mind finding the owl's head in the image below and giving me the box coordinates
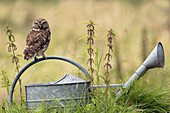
[32,18,49,31]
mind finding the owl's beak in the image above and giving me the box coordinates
[40,25,42,29]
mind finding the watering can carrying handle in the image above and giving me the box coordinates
[9,56,91,107]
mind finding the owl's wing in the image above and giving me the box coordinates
[26,30,50,52]
[23,30,50,60]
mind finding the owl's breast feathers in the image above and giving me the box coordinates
[23,29,51,60]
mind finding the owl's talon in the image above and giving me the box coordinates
[43,56,47,59]
[34,57,38,62]
[43,54,47,59]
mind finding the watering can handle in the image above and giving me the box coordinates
[9,56,91,107]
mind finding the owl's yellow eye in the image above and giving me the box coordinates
[34,22,40,28]
[41,22,48,29]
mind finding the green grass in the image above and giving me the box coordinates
[1,71,169,113]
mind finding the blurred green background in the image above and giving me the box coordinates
[0,0,169,100]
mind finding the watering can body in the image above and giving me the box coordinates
[25,74,90,110]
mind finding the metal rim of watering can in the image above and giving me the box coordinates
[9,56,91,108]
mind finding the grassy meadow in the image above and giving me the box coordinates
[0,0,170,112]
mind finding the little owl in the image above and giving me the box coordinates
[23,18,51,61]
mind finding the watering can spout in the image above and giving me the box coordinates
[116,42,165,96]
[143,42,165,69]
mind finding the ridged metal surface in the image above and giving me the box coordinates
[25,74,90,109]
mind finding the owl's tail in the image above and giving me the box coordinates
[23,47,35,61]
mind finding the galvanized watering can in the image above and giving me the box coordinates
[9,42,165,109]
[25,74,91,109]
